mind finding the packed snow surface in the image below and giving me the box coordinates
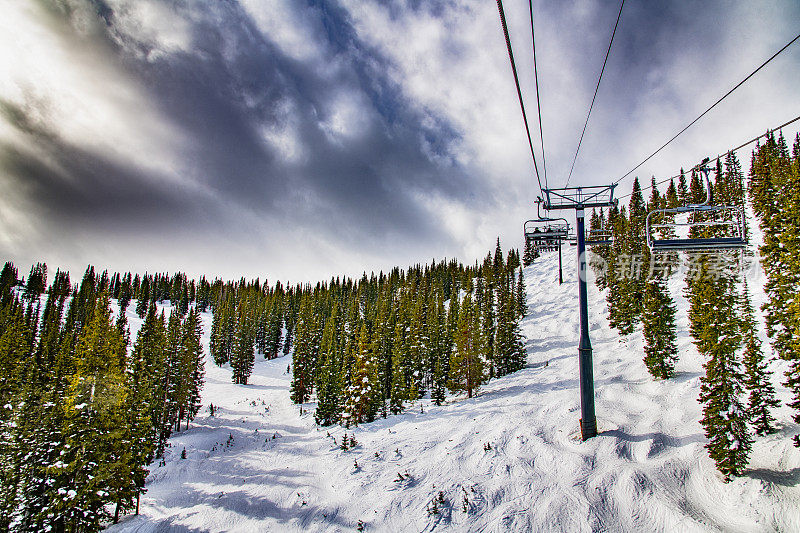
[107,252,800,532]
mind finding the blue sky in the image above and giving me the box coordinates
[1,0,798,282]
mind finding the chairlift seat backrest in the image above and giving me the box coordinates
[645,161,746,253]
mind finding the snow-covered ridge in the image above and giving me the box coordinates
[107,252,800,532]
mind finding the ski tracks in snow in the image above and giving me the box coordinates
[108,252,800,532]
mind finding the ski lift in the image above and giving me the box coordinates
[524,199,570,251]
[585,229,612,246]
[646,159,746,252]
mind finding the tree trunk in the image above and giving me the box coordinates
[136,492,140,515]
[114,500,121,523]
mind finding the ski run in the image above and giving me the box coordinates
[105,250,800,532]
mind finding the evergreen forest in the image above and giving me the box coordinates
[0,240,527,531]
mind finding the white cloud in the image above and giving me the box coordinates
[0,1,187,184]
[239,0,328,64]
[109,0,194,59]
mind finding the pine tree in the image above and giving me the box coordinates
[607,206,638,334]
[179,307,204,430]
[315,304,342,425]
[749,133,800,445]
[230,299,255,386]
[24,262,47,301]
[641,276,678,379]
[264,287,284,359]
[640,176,679,380]
[136,275,150,318]
[407,295,427,398]
[448,288,485,398]
[0,262,17,303]
[341,323,379,426]
[738,281,779,436]
[210,292,231,366]
[290,293,316,402]
[52,291,134,529]
[522,237,537,267]
[515,267,527,319]
[164,310,183,432]
[388,320,408,414]
[691,259,752,480]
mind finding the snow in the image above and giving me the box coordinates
[107,252,800,532]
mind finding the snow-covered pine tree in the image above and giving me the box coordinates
[315,302,342,425]
[230,298,255,386]
[515,267,527,319]
[749,132,800,446]
[0,295,34,529]
[606,205,637,334]
[493,270,515,377]
[389,320,409,414]
[136,275,150,318]
[180,307,205,430]
[165,310,183,431]
[54,291,134,530]
[429,283,450,405]
[642,276,678,379]
[477,275,495,379]
[290,293,316,402]
[692,258,752,480]
[264,285,285,359]
[449,283,485,399]
[641,179,679,379]
[341,323,380,426]
[407,295,427,398]
[209,292,230,366]
[738,280,779,436]
[522,237,537,267]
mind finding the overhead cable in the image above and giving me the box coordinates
[529,0,547,188]
[496,0,543,195]
[612,31,800,187]
[616,113,800,201]
[564,0,626,188]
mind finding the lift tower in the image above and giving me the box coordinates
[541,185,617,441]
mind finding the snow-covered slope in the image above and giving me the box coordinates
[107,252,800,532]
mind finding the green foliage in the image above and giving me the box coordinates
[341,323,380,426]
[691,259,752,481]
[0,241,532,529]
[749,132,800,445]
[641,277,678,379]
[449,288,486,399]
[24,263,47,301]
[738,282,779,436]
[290,293,318,402]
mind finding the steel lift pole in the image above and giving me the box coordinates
[541,184,616,441]
[558,240,563,285]
[575,208,596,440]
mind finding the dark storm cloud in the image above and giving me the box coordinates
[2,0,486,252]
[0,99,209,232]
[5,0,798,281]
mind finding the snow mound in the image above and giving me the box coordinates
[107,252,800,532]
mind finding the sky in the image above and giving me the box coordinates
[1,0,799,284]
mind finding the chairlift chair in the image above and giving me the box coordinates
[524,199,570,252]
[585,229,613,246]
[645,159,746,252]
[567,229,610,246]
